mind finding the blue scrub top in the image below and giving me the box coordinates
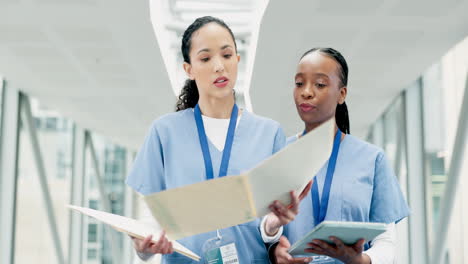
[284,134,410,264]
[126,108,286,264]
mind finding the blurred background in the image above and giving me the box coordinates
[0,0,467,263]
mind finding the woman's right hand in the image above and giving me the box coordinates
[274,236,311,264]
[131,230,174,255]
[265,180,313,236]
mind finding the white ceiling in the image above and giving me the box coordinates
[1,0,468,149]
[0,0,174,149]
[250,0,468,138]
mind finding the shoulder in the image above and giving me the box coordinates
[343,134,386,162]
[341,135,395,182]
[141,109,194,143]
[149,109,193,132]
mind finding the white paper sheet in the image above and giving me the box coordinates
[67,205,200,261]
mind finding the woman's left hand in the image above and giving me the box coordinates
[304,237,370,264]
[264,180,313,236]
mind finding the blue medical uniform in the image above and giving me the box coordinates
[283,134,410,264]
[126,108,286,264]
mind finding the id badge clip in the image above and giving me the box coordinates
[202,230,239,264]
[311,255,335,263]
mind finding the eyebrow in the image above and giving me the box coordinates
[314,73,330,79]
[221,45,233,50]
[295,72,330,79]
[197,45,234,55]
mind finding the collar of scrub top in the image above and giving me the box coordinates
[303,127,342,225]
[194,103,238,180]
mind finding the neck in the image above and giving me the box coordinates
[304,121,332,134]
[197,95,235,119]
[303,122,344,140]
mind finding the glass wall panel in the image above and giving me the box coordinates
[83,133,126,264]
[15,98,73,264]
[382,95,410,264]
[0,78,4,139]
[421,62,446,244]
[430,35,468,264]
[382,97,402,172]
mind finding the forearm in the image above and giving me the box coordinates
[362,223,396,264]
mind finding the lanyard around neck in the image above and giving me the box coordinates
[310,129,342,225]
[194,104,238,180]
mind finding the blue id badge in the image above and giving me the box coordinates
[202,230,239,264]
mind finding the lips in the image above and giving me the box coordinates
[299,103,316,112]
[214,76,229,88]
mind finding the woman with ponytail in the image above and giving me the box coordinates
[261,48,410,264]
[125,16,307,264]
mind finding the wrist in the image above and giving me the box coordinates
[347,254,371,264]
[136,250,154,261]
[264,216,280,236]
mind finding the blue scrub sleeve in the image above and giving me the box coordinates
[370,152,410,223]
[125,122,166,195]
[272,124,286,154]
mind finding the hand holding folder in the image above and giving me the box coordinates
[67,205,201,261]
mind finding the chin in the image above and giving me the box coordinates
[296,107,307,121]
[300,115,311,124]
[299,112,317,124]
[212,88,234,99]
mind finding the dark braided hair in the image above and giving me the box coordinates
[300,48,350,134]
[176,16,237,111]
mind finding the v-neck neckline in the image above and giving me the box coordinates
[205,110,246,153]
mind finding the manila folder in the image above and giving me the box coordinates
[144,118,335,240]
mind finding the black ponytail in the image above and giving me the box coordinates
[175,16,237,111]
[301,47,351,134]
[176,79,199,111]
[335,102,350,134]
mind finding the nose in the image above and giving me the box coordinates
[301,83,315,99]
[213,56,225,73]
